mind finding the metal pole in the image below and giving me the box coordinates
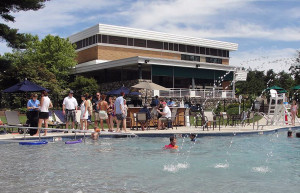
[38,128,41,141]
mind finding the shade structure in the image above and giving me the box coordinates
[292,85,300,90]
[2,80,49,93]
[132,82,169,91]
[106,86,130,95]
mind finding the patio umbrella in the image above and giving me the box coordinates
[292,85,300,90]
[2,80,49,93]
[132,82,169,103]
[132,82,169,91]
[106,86,130,95]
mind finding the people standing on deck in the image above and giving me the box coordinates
[291,100,298,126]
[156,102,171,130]
[80,94,89,130]
[27,93,40,136]
[107,96,116,132]
[98,94,109,131]
[114,92,127,133]
[35,91,52,136]
[63,90,78,131]
[87,95,93,128]
[92,92,101,127]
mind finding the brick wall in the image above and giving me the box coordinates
[97,45,181,61]
[76,46,98,64]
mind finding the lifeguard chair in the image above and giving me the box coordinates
[268,89,285,115]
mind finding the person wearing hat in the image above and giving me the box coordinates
[156,101,171,130]
[27,93,40,136]
[63,90,78,130]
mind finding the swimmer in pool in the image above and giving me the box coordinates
[164,136,178,149]
[190,134,196,142]
[91,127,100,140]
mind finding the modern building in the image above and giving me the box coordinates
[69,24,243,98]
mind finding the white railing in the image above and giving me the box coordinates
[153,88,234,98]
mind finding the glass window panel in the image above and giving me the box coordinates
[187,45,195,53]
[174,43,178,51]
[179,44,186,52]
[206,48,210,55]
[134,38,146,47]
[196,46,200,54]
[200,47,205,54]
[97,34,101,43]
[163,42,168,50]
[169,43,174,50]
[108,35,127,45]
[128,38,133,46]
[89,37,93,45]
[147,40,163,49]
[102,35,108,43]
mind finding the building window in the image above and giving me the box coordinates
[210,48,217,56]
[163,42,168,50]
[206,48,210,55]
[187,45,195,53]
[169,43,174,50]
[179,44,186,52]
[128,38,133,46]
[181,54,200,62]
[206,57,222,64]
[89,37,93,45]
[200,47,205,54]
[196,46,200,54]
[108,35,127,45]
[147,40,163,49]
[97,34,101,43]
[102,35,108,43]
[134,38,146,47]
[174,43,179,51]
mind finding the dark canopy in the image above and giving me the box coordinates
[292,85,300,90]
[106,86,130,95]
[266,85,287,93]
[2,80,49,93]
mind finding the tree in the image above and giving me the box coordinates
[0,0,49,48]
[236,70,266,97]
[0,34,77,95]
[289,50,300,85]
[69,76,99,99]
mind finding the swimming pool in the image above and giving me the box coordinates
[0,129,299,193]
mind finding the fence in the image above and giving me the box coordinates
[154,88,234,98]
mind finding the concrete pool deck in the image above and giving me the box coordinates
[0,120,299,141]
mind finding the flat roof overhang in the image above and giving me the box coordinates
[71,56,240,75]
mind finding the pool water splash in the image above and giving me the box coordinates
[163,162,189,173]
[214,163,229,168]
[252,166,271,174]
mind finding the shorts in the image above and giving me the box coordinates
[116,114,126,120]
[99,110,108,120]
[159,117,169,122]
[94,112,100,121]
[39,112,49,119]
[65,110,76,122]
[88,115,92,122]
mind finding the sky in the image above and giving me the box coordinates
[0,0,299,72]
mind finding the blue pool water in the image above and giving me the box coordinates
[0,130,299,193]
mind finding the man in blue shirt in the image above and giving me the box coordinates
[114,92,127,132]
[167,98,175,107]
[27,94,40,136]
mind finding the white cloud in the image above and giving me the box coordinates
[230,48,299,73]
[0,0,120,35]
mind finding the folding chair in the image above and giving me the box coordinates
[136,112,150,130]
[5,111,28,133]
[53,110,66,128]
[204,112,217,130]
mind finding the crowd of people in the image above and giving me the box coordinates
[26,89,179,136]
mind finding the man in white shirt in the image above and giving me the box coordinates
[63,90,78,130]
[156,102,171,130]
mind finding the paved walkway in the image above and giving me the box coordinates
[0,121,299,141]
